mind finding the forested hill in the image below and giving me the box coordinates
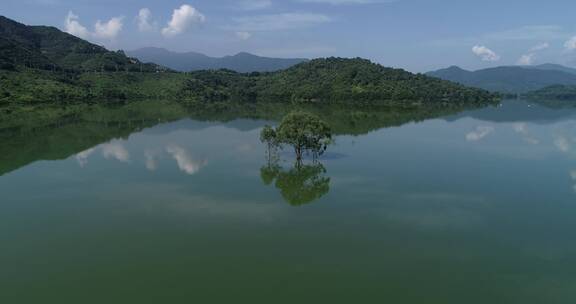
[0,16,163,72]
[525,85,576,101]
[0,15,496,106]
[185,58,497,104]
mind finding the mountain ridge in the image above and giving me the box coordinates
[127,47,308,73]
[427,64,576,93]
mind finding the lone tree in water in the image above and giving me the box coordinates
[277,111,332,162]
[259,112,333,206]
[260,111,332,162]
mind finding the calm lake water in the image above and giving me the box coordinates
[2,100,576,303]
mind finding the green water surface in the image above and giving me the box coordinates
[2,100,576,303]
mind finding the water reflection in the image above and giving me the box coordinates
[165,145,207,175]
[144,150,159,171]
[6,99,576,302]
[73,141,207,176]
[512,123,540,145]
[0,101,472,176]
[260,162,331,206]
[466,126,495,142]
[101,142,130,163]
[75,148,96,167]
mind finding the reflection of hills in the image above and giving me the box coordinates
[178,103,471,136]
[0,102,188,176]
[445,100,576,124]
[143,118,273,135]
[0,101,478,176]
[0,121,149,176]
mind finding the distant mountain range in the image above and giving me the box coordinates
[127,47,308,73]
[427,64,576,94]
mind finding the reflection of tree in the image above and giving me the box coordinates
[260,162,330,206]
[260,164,280,185]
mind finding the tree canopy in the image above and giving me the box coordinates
[260,111,332,162]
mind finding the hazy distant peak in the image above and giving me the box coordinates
[232,52,254,57]
[427,63,576,93]
[127,47,308,73]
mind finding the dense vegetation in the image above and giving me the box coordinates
[180,58,498,105]
[261,111,332,162]
[0,16,498,108]
[1,58,498,107]
[0,69,189,106]
[525,85,576,101]
[0,16,163,72]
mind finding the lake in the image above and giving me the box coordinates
[2,100,576,303]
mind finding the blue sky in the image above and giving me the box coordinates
[2,0,576,72]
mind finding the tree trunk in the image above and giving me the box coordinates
[295,146,303,162]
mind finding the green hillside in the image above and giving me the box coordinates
[182,58,497,105]
[525,85,576,101]
[0,16,163,72]
[0,15,497,109]
[255,58,494,104]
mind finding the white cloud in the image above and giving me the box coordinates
[239,0,272,10]
[466,126,495,142]
[232,13,331,32]
[236,31,252,40]
[472,45,500,62]
[565,36,576,51]
[137,8,156,32]
[517,43,549,66]
[162,4,206,37]
[166,145,206,175]
[64,11,90,39]
[94,16,123,40]
[530,42,549,52]
[517,54,534,66]
[102,142,130,162]
[64,11,123,41]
